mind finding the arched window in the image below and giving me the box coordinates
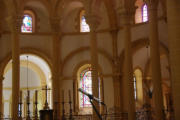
[142,4,148,22]
[21,10,35,33]
[79,68,92,107]
[134,68,143,107]
[21,15,32,33]
[76,64,103,114]
[133,75,137,100]
[80,11,90,32]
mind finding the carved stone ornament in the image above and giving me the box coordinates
[50,17,61,33]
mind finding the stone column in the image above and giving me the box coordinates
[146,1,164,119]
[110,29,122,112]
[0,76,4,117]
[6,15,21,119]
[50,17,61,120]
[166,0,180,119]
[118,8,136,120]
[73,76,79,114]
[86,14,100,120]
[0,22,2,38]
[0,3,2,38]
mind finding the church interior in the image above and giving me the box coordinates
[0,0,179,120]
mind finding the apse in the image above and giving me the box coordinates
[2,54,52,118]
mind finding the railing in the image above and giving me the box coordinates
[64,115,92,120]
[0,117,39,120]
[102,113,128,120]
[136,110,153,120]
[136,109,175,120]
[63,113,128,120]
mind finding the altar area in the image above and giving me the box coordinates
[1,85,157,120]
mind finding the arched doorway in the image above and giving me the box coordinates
[2,54,52,118]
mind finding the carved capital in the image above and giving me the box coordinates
[50,17,61,33]
[0,76,4,82]
[6,15,23,33]
[0,24,2,38]
[113,57,120,65]
[114,72,121,78]
[110,28,119,35]
[117,6,136,25]
[85,14,101,31]
[145,0,159,10]
[82,0,92,14]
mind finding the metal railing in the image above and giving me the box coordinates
[136,110,153,120]
[63,113,128,120]
[0,117,39,120]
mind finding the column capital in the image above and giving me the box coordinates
[85,13,101,32]
[110,28,119,35]
[113,56,120,64]
[82,0,92,13]
[50,17,61,33]
[6,15,23,33]
[0,76,4,82]
[0,19,2,38]
[117,6,136,25]
[114,71,122,78]
[117,6,136,15]
[72,75,77,81]
[145,0,159,10]
[0,29,2,38]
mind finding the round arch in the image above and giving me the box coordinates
[73,60,103,79]
[22,0,51,16]
[55,0,83,18]
[72,61,104,114]
[103,0,117,28]
[1,48,52,117]
[61,46,113,75]
[4,60,46,87]
[119,38,169,72]
[133,67,144,108]
[0,48,52,76]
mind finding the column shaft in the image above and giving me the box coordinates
[11,29,20,120]
[166,0,180,119]
[51,17,61,119]
[123,23,136,120]
[111,30,122,112]
[52,34,60,119]
[0,76,4,117]
[148,2,164,120]
[5,10,21,119]
[90,29,100,120]
[86,14,100,119]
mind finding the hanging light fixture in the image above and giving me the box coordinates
[26,55,31,120]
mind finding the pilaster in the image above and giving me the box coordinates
[110,29,122,112]
[166,0,180,119]
[0,76,4,117]
[0,22,2,38]
[50,17,61,120]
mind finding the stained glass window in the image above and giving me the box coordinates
[142,4,148,22]
[81,15,90,32]
[79,68,92,107]
[21,14,33,33]
[133,76,137,100]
